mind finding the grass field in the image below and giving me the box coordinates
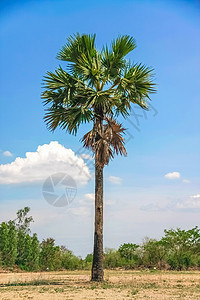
[0,270,200,299]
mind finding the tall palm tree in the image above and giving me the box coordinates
[42,33,156,281]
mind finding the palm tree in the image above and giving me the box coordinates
[42,33,156,281]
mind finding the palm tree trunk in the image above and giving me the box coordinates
[91,160,104,281]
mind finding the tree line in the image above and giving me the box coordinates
[0,207,200,271]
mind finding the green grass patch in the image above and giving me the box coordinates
[0,280,63,287]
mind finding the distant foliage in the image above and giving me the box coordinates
[61,247,82,270]
[142,238,166,268]
[0,207,200,271]
[0,221,17,267]
[40,238,62,271]
[160,227,200,270]
[103,248,123,268]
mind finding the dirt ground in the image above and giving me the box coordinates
[0,270,200,299]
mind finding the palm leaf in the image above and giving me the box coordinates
[44,105,94,134]
[116,63,156,111]
[81,118,126,166]
[57,33,96,63]
[101,35,136,80]
[104,119,127,156]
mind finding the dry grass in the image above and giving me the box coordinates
[0,270,200,299]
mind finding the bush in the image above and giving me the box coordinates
[61,249,81,270]
[40,238,62,271]
[142,238,166,269]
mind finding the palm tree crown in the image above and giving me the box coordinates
[42,33,156,166]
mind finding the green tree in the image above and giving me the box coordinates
[104,248,123,268]
[24,234,32,270]
[40,238,61,271]
[61,247,81,270]
[21,233,40,271]
[7,221,18,267]
[15,207,34,268]
[85,253,93,264]
[0,251,2,267]
[84,253,93,269]
[16,229,26,268]
[42,33,156,281]
[15,207,34,234]
[161,227,200,270]
[0,221,17,267]
[142,238,166,269]
[118,243,139,261]
[31,233,40,271]
[0,222,9,266]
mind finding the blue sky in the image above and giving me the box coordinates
[0,0,200,257]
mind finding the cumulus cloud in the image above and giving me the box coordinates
[0,141,91,185]
[3,151,13,157]
[176,194,200,209]
[108,175,122,185]
[164,171,181,180]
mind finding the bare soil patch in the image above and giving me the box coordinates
[0,270,200,299]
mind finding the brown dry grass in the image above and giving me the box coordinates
[0,270,200,299]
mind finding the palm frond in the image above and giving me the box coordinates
[112,35,136,58]
[81,118,126,166]
[104,119,127,156]
[101,35,136,80]
[57,33,96,63]
[75,51,102,87]
[57,34,103,87]
[82,129,95,150]
[117,63,156,111]
[42,66,80,91]
[44,105,94,134]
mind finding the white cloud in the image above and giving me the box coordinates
[105,199,116,206]
[182,179,190,184]
[85,193,95,201]
[176,194,200,209]
[164,171,181,180]
[191,194,200,199]
[68,206,91,216]
[108,175,122,185]
[79,193,115,207]
[80,154,93,160]
[142,194,200,212]
[69,193,95,216]
[0,141,91,185]
[79,193,95,205]
[3,151,13,157]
